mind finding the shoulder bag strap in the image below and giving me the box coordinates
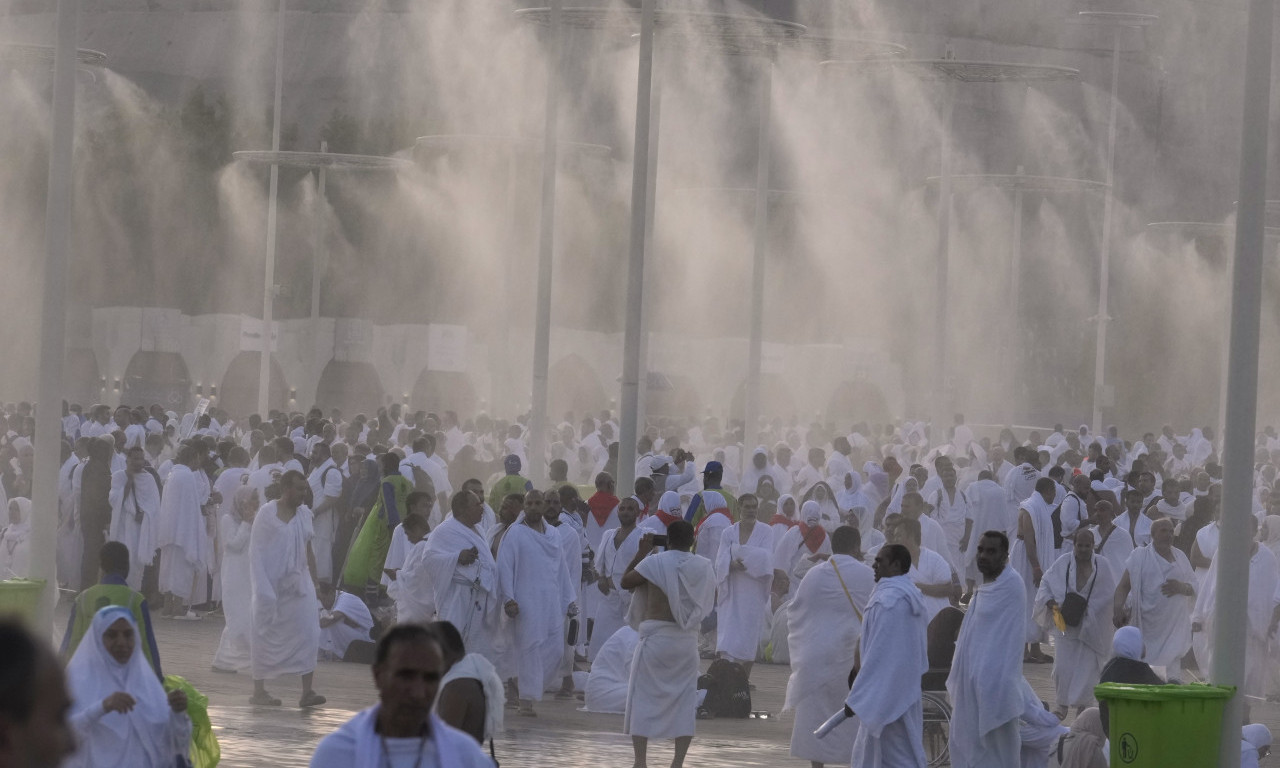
[830,560,864,622]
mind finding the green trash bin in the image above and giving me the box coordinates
[0,579,45,628]
[1094,683,1234,767]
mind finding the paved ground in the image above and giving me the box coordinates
[48,603,1280,767]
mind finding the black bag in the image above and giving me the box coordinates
[697,659,752,718]
[1050,500,1066,549]
[1059,560,1096,628]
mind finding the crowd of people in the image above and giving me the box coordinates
[3,400,1280,766]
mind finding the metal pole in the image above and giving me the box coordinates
[310,141,327,411]
[617,0,656,496]
[528,0,562,485]
[1008,165,1024,419]
[932,76,955,441]
[636,60,664,437]
[31,0,79,633]
[257,0,286,418]
[1212,0,1273,760]
[743,56,773,474]
[1092,26,1121,435]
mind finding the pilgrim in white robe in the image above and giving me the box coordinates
[623,549,717,740]
[308,459,344,583]
[1090,525,1134,583]
[58,455,83,589]
[108,469,161,591]
[309,709,492,768]
[380,523,409,589]
[320,590,374,659]
[785,554,873,765]
[1018,679,1068,768]
[1120,544,1195,670]
[1033,554,1117,708]
[249,501,321,680]
[694,493,732,564]
[772,521,831,600]
[713,521,774,663]
[213,511,253,672]
[911,546,957,624]
[964,478,1017,583]
[550,516,584,679]
[1012,494,1057,644]
[947,565,1027,768]
[64,607,191,768]
[156,465,211,604]
[584,625,638,714]
[928,484,972,567]
[496,521,575,701]
[1192,545,1280,697]
[590,525,641,662]
[389,537,435,624]
[0,498,31,579]
[845,573,929,768]
[419,517,499,663]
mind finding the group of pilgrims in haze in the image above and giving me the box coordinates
[6,399,1280,767]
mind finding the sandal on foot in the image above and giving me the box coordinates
[299,692,327,708]
[249,692,282,706]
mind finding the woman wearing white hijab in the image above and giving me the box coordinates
[65,605,190,768]
[0,497,31,578]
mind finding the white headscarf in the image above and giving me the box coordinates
[0,497,31,579]
[2,498,30,549]
[65,606,178,768]
[1112,625,1143,661]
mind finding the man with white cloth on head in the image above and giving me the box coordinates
[418,490,499,663]
[620,520,716,768]
[713,493,774,680]
[1191,514,1278,697]
[785,525,874,768]
[773,500,832,600]
[249,470,326,708]
[948,530,1026,768]
[309,623,492,768]
[108,447,161,591]
[1012,478,1058,663]
[842,542,928,768]
[156,445,212,621]
[592,497,642,662]
[1033,533,1116,718]
[496,489,576,717]
[1112,517,1195,675]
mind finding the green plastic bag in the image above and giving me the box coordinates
[163,675,220,768]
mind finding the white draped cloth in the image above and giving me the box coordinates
[309,708,492,768]
[845,574,929,768]
[496,521,575,701]
[65,606,190,768]
[0,498,31,580]
[1192,545,1280,696]
[772,519,831,599]
[1033,554,1117,708]
[391,538,436,624]
[249,501,321,680]
[911,547,957,623]
[439,652,505,741]
[623,550,716,741]
[1091,525,1134,583]
[584,625,638,714]
[785,554,874,765]
[1012,494,1057,644]
[156,465,211,602]
[213,512,253,671]
[947,566,1027,768]
[713,521,775,662]
[320,590,373,659]
[590,526,641,662]
[108,470,161,591]
[418,517,500,663]
[1120,544,1195,669]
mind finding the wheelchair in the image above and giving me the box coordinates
[919,606,963,767]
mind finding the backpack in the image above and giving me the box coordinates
[697,659,751,718]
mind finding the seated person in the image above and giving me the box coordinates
[584,625,639,714]
[1097,626,1163,737]
[1051,708,1107,768]
[65,606,190,768]
[430,620,504,745]
[1242,723,1273,768]
[318,583,374,662]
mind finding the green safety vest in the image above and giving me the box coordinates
[66,583,156,673]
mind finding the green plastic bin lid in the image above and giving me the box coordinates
[1094,683,1235,701]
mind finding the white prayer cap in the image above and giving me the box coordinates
[658,491,681,516]
[648,455,670,474]
[801,500,821,524]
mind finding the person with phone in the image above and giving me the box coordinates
[591,497,643,662]
[620,521,715,768]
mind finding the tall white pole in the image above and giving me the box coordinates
[1212,0,1274,760]
[617,0,656,496]
[257,0,286,418]
[931,75,955,439]
[310,141,327,409]
[743,56,773,473]
[31,0,79,633]
[528,0,562,485]
[1008,166,1024,418]
[1092,26,1121,435]
[635,61,664,437]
